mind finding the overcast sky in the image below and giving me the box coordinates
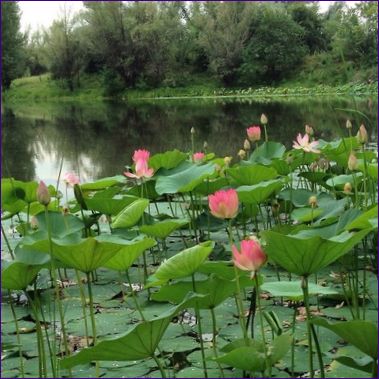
[19,1,359,32]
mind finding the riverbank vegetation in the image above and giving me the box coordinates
[2,1,377,99]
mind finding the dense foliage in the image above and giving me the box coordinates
[2,1,378,92]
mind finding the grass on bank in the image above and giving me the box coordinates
[2,73,378,103]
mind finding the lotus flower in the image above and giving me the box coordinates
[208,189,239,219]
[293,133,320,153]
[348,152,358,171]
[124,149,154,179]
[246,126,261,142]
[356,124,368,144]
[36,181,51,206]
[232,239,267,277]
[63,172,80,186]
[193,152,205,163]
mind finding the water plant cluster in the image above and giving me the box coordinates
[1,115,377,378]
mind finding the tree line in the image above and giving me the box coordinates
[2,1,378,93]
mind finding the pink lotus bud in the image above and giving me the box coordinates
[246,126,261,142]
[193,152,205,163]
[356,124,368,144]
[37,181,51,206]
[305,124,314,136]
[348,152,358,171]
[63,172,80,187]
[232,239,267,277]
[125,149,154,179]
[260,113,268,125]
[208,189,239,219]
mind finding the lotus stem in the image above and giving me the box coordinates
[1,223,15,259]
[191,274,208,378]
[75,270,90,346]
[301,275,314,378]
[210,307,225,377]
[310,323,325,378]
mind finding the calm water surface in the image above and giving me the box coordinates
[2,96,377,184]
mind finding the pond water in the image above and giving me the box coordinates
[2,96,377,184]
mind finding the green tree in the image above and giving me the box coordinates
[1,1,25,88]
[238,5,308,85]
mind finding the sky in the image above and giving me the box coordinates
[19,1,360,32]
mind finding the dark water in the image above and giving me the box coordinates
[2,96,377,184]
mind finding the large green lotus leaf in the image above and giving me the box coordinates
[153,241,214,282]
[149,149,187,171]
[127,180,159,200]
[334,356,374,374]
[261,281,339,300]
[237,179,283,204]
[291,207,323,223]
[112,199,149,229]
[279,189,315,207]
[364,163,378,181]
[249,142,286,165]
[155,161,215,195]
[227,165,278,186]
[326,173,363,189]
[151,274,252,309]
[1,179,27,215]
[14,244,50,266]
[60,293,204,369]
[344,205,377,231]
[269,157,303,175]
[193,177,229,196]
[1,261,41,290]
[197,261,236,280]
[320,137,359,155]
[50,236,126,272]
[34,211,84,239]
[216,334,292,371]
[299,172,333,189]
[85,195,137,216]
[312,318,378,359]
[139,219,188,239]
[103,237,156,271]
[262,229,370,276]
[80,176,125,191]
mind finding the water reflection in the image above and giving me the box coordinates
[2,96,377,182]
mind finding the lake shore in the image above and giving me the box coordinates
[3,74,378,104]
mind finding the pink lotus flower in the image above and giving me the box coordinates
[246,126,261,142]
[132,149,150,163]
[193,152,205,163]
[232,239,267,277]
[208,189,239,219]
[36,181,51,206]
[63,172,80,186]
[124,149,154,179]
[293,133,320,153]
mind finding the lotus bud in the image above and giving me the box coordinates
[309,162,318,172]
[190,127,195,135]
[318,157,330,170]
[36,181,51,206]
[308,196,318,208]
[305,124,314,136]
[203,141,208,150]
[224,156,232,167]
[356,124,368,144]
[348,152,358,171]
[244,139,251,150]
[238,149,246,160]
[30,216,39,230]
[346,119,352,130]
[344,182,352,194]
[260,113,268,125]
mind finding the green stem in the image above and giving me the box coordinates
[228,221,248,343]
[1,223,15,259]
[301,276,314,378]
[75,270,90,347]
[191,274,208,378]
[152,354,167,378]
[291,304,297,377]
[86,272,100,377]
[125,270,145,320]
[210,307,225,377]
[311,324,325,378]
[255,274,270,377]
[8,290,25,378]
